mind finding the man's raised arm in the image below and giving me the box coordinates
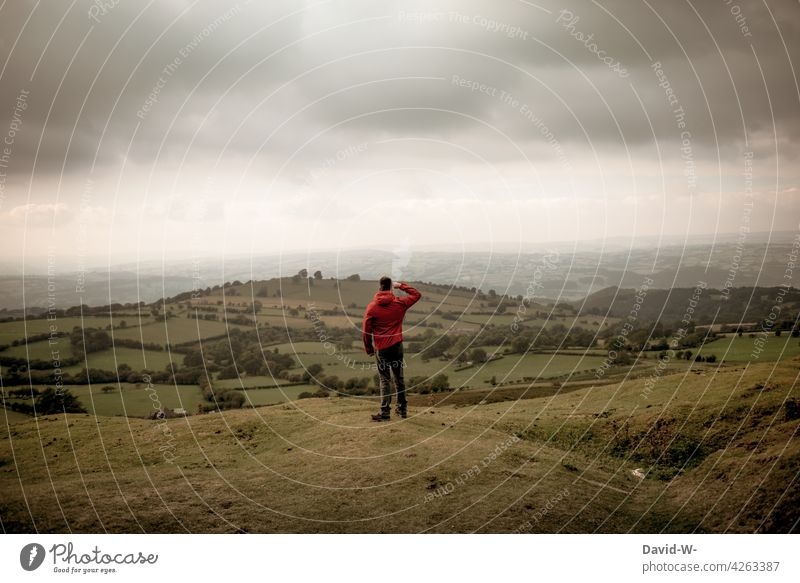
[395,282,421,308]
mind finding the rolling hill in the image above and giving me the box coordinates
[2,359,797,533]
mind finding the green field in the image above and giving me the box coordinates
[289,352,375,375]
[3,382,322,418]
[271,341,330,354]
[255,314,313,328]
[3,383,204,418]
[240,385,320,406]
[418,315,481,333]
[3,339,73,360]
[113,318,246,345]
[215,375,292,389]
[286,350,607,389]
[2,341,178,374]
[697,333,800,362]
[0,316,149,342]
[416,353,607,387]
[60,347,179,374]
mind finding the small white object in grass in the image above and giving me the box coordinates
[632,468,646,479]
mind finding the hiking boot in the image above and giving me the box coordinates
[371,413,390,422]
[395,408,408,419]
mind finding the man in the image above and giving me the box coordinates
[362,276,421,421]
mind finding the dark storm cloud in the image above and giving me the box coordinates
[0,0,798,183]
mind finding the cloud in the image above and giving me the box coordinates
[0,0,798,258]
[4,202,69,225]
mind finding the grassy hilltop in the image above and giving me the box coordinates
[1,359,797,533]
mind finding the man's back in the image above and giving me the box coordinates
[362,282,421,354]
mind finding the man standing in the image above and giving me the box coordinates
[362,276,421,421]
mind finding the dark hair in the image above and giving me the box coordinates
[379,276,392,291]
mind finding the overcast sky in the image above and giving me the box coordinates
[1,0,798,267]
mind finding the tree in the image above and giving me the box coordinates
[217,365,239,379]
[430,374,450,392]
[421,336,451,360]
[469,347,488,363]
[320,375,340,390]
[221,391,245,409]
[303,363,324,381]
[449,336,471,362]
[183,350,203,367]
[511,336,528,354]
[346,274,360,281]
[35,388,87,415]
[313,270,323,280]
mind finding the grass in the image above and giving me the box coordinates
[697,333,800,362]
[240,385,320,406]
[60,347,179,374]
[255,314,313,329]
[0,316,148,342]
[1,359,796,533]
[3,383,205,418]
[270,341,334,354]
[284,350,606,389]
[113,318,247,345]
[3,339,74,360]
[214,375,291,389]
[0,407,36,424]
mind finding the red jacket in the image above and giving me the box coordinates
[362,283,421,354]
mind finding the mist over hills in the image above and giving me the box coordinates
[1,233,797,313]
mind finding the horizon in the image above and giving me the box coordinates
[5,228,799,275]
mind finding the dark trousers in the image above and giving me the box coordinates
[376,342,406,414]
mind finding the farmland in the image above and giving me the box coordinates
[2,276,798,425]
[696,333,800,362]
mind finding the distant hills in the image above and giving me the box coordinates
[1,235,798,312]
[578,284,800,327]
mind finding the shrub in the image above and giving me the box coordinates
[785,399,800,421]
